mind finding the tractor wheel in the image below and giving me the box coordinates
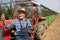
[34,21,45,40]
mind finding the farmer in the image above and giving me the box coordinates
[1,8,34,40]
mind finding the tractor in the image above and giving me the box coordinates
[0,0,46,40]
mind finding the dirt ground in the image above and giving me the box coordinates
[41,14,60,40]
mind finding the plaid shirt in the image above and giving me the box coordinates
[5,19,32,35]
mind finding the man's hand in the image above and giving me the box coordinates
[1,13,5,21]
[11,30,15,33]
[28,29,33,34]
[1,13,6,25]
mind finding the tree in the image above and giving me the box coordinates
[41,9,57,17]
[0,4,14,20]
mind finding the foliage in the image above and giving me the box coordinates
[5,8,14,20]
[0,4,58,20]
[0,5,14,20]
[41,9,57,17]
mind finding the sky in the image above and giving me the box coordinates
[0,0,60,13]
[35,0,60,13]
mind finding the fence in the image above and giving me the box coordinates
[45,15,55,27]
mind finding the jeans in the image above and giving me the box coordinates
[15,35,34,40]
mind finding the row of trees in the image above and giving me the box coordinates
[0,4,58,20]
[0,5,14,20]
[41,9,58,17]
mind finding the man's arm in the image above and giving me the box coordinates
[5,21,15,29]
[27,19,32,30]
[1,13,15,29]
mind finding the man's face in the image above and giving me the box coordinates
[18,12,25,19]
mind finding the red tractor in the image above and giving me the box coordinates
[0,0,46,40]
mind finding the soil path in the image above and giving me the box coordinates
[41,14,60,40]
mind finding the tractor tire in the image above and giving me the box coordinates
[0,28,4,40]
[34,21,45,40]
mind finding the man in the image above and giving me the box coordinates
[1,8,33,40]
